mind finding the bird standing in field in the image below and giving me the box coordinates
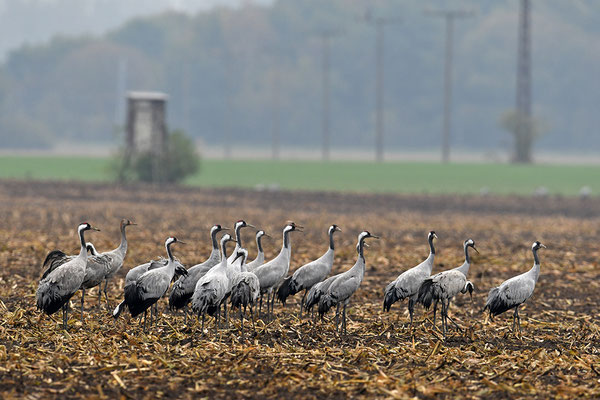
[78,243,112,323]
[191,234,236,335]
[113,237,187,330]
[230,248,261,339]
[383,231,437,328]
[253,222,303,320]
[246,230,270,272]
[277,224,342,316]
[484,241,546,335]
[36,222,100,330]
[99,219,136,307]
[169,224,228,319]
[318,231,379,334]
[227,220,255,264]
[417,239,477,335]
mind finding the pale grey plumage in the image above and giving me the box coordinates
[191,234,235,333]
[318,231,379,334]
[252,222,302,318]
[98,219,136,306]
[230,248,260,338]
[169,224,226,311]
[484,241,546,334]
[113,237,185,328]
[277,225,341,314]
[417,239,477,334]
[36,223,99,329]
[246,230,269,272]
[383,231,437,327]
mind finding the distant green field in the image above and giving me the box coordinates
[0,155,596,196]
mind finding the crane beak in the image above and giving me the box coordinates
[178,240,187,245]
[540,244,547,249]
[91,227,101,232]
[129,222,137,226]
[472,246,480,254]
[364,243,370,248]
[371,235,380,239]
[221,227,230,231]
[246,224,256,229]
[264,233,272,238]
[335,226,342,232]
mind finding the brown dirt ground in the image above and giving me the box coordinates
[0,180,599,399]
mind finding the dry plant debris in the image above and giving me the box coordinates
[0,181,598,399]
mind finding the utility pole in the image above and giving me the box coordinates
[271,68,281,160]
[515,0,532,163]
[318,30,341,161]
[426,9,473,163]
[364,13,401,163]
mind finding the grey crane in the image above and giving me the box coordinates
[99,219,136,307]
[227,220,255,264]
[383,231,438,328]
[191,234,236,335]
[111,257,169,320]
[40,242,98,280]
[417,239,478,335]
[36,222,100,330]
[79,243,112,322]
[318,231,379,334]
[252,222,303,320]
[230,248,260,340]
[277,224,341,316]
[246,230,270,272]
[113,237,186,330]
[484,241,546,335]
[169,224,228,318]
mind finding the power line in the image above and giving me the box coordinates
[426,9,474,163]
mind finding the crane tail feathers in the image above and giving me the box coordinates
[484,288,512,316]
[276,276,293,305]
[112,300,125,319]
[383,283,400,312]
[317,294,335,317]
[416,279,434,309]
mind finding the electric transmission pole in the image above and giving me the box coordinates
[515,0,532,163]
[364,13,401,163]
[318,30,341,161]
[426,9,473,163]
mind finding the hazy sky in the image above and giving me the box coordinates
[0,0,273,59]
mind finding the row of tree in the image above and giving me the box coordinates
[0,0,598,158]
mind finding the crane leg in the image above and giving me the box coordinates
[240,307,244,341]
[342,304,347,335]
[103,280,111,309]
[299,290,307,318]
[433,300,438,326]
[335,303,341,328]
[440,300,446,336]
[184,305,188,325]
[201,313,205,334]
[258,294,263,318]
[513,306,521,336]
[143,310,147,332]
[80,288,85,325]
[408,298,414,330]
[97,283,102,309]
[250,304,256,333]
[62,303,68,330]
[271,289,276,320]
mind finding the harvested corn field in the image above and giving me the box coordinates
[0,180,599,399]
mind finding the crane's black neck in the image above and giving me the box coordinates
[329,229,335,250]
[210,229,219,249]
[166,241,175,261]
[235,224,243,248]
[464,244,470,264]
[79,227,87,250]
[257,235,264,253]
[358,237,366,261]
[532,247,540,265]
[221,241,230,259]
[428,236,436,255]
[283,228,291,249]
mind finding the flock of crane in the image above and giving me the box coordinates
[36,219,546,338]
